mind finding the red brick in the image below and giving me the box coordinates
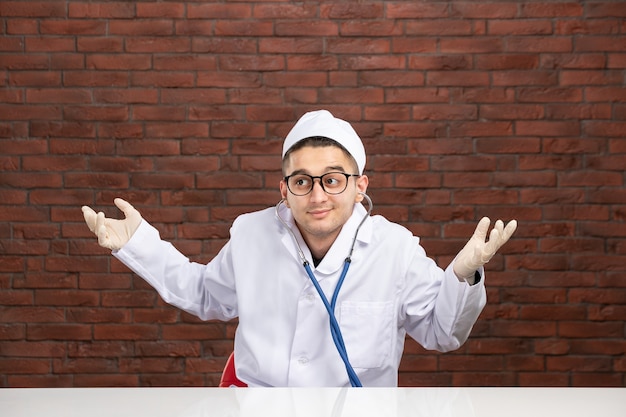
[587,3,626,18]
[52,358,118,374]
[493,70,557,86]
[489,19,553,35]
[570,340,626,355]
[85,54,151,71]
[506,355,545,372]
[152,157,214,174]
[519,87,583,102]
[340,20,403,37]
[26,88,90,104]
[491,321,557,338]
[453,372,517,386]
[93,89,158,105]
[0,53,50,70]
[535,339,570,355]
[449,121,512,137]
[161,323,225,341]
[517,120,580,136]
[548,356,612,373]
[63,70,127,87]
[571,373,623,387]
[392,37,438,54]
[44,257,108,273]
[217,21,272,38]
[1,341,66,357]
[9,71,61,87]
[386,88,448,104]
[452,87,515,103]
[518,373,570,386]
[546,103,611,119]
[576,36,626,52]
[559,321,624,338]
[188,3,252,19]
[0,358,51,375]
[584,121,626,137]
[119,357,183,373]
[521,3,583,17]
[519,305,586,320]
[275,20,338,37]
[132,308,178,324]
[557,16,619,35]
[561,69,624,86]
[135,341,201,357]
[0,324,25,340]
[559,171,622,187]
[69,3,134,18]
[6,18,38,35]
[66,105,129,122]
[508,36,572,53]
[386,2,448,18]
[341,55,406,71]
[0,189,27,205]
[66,308,130,324]
[116,139,180,156]
[40,20,106,36]
[27,324,92,341]
[77,37,124,54]
[541,53,606,69]
[328,38,391,55]
[93,324,159,341]
[440,38,504,53]
[73,374,138,387]
[608,53,626,68]
[136,2,185,18]
[407,20,472,36]
[0,1,66,17]
[67,341,134,358]
[101,291,156,308]
[145,122,208,139]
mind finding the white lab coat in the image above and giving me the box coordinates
[114,202,486,387]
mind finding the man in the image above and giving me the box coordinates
[82,109,517,387]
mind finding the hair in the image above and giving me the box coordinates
[281,136,358,174]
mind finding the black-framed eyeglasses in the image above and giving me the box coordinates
[284,172,360,196]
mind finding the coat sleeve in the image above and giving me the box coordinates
[401,242,487,352]
[112,219,238,321]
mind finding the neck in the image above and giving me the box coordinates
[304,235,335,261]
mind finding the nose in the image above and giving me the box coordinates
[309,178,328,202]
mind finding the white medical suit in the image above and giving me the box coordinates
[114,202,486,387]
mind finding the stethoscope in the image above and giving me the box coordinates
[275,192,373,387]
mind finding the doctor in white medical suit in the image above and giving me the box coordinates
[82,109,517,387]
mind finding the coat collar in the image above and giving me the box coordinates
[277,202,372,277]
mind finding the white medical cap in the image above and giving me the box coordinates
[282,110,366,174]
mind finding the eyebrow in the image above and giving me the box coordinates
[287,166,347,176]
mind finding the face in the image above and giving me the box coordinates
[280,145,368,253]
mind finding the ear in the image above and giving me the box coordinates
[355,175,369,203]
[279,180,290,207]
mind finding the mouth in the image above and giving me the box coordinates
[308,207,332,219]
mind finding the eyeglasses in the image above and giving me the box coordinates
[284,172,360,196]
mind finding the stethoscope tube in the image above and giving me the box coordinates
[275,192,373,387]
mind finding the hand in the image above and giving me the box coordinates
[81,198,142,250]
[453,217,517,281]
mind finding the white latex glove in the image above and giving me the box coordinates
[81,198,142,250]
[453,217,517,282]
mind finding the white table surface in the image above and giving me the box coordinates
[1,387,625,417]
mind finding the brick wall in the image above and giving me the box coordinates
[1,1,625,387]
